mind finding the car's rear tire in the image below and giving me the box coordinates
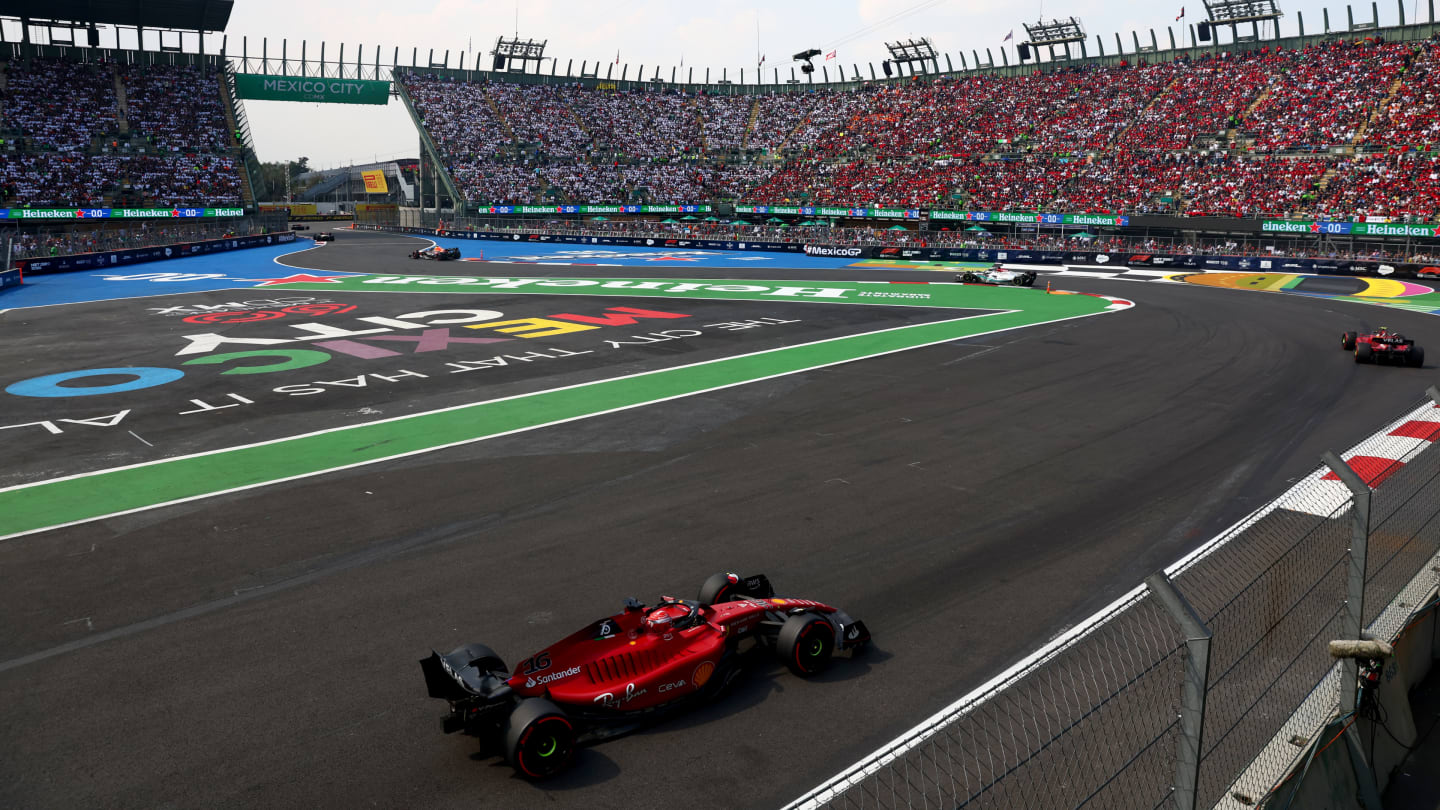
[777,613,835,677]
[1018,272,1037,287]
[1356,343,1373,364]
[1411,346,1425,368]
[698,572,742,606]
[503,698,575,779]
[1342,331,1358,350]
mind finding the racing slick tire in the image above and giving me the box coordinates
[1355,343,1373,364]
[1410,346,1425,368]
[452,643,507,676]
[1342,331,1358,351]
[698,572,743,606]
[1017,272,1038,287]
[777,613,835,677]
[503,698,576,779]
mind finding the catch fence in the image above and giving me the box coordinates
[787,391,1440,810]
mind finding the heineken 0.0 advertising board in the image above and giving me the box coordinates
[0,207,245,220]
[233,74,390,105]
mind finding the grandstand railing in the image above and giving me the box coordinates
[783,391,1440,810]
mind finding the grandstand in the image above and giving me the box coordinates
[0,5,1433,264]
[1,8,1437,229]
[397,34,1440,221]
[0,57,247,208]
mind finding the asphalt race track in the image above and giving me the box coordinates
[3,229,1439,810]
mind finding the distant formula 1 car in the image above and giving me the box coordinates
[411,246,461,260]
[290,224,310,231]
[1342,327,1425,366]
[955,265,1039,287]
[312,232,334,242]
[420,572,869,779]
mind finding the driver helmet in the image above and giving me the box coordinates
[644,600,695,634]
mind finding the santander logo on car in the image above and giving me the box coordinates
[524,665,582,688]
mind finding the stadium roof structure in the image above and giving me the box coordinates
[3,0,234,32]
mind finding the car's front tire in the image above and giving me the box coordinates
[698,572,742,606]
[503,698,575,779]
[1342,331,1358,350]
[777,613,835,677]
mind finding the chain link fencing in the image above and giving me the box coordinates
[788,392,1440,810]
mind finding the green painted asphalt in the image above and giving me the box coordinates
[0,279,1123,539]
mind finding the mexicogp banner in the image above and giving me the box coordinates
[233,74,390,105]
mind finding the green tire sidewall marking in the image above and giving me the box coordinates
[0,278,1121,539]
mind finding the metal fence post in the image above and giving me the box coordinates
[1146,571,1213,810]
[1321,450,1371,714]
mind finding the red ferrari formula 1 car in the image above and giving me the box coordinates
[420,572,869,779]
[1342,327,1425,367]
[410,245,461,260]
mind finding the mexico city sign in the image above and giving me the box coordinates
[233,74,391,105]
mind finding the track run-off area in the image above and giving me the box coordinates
[3,229,1439,810]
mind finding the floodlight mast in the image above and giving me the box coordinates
[1203,1,1282,43]
[1021,17,1085,62]
[491,36,548,73]
[884,38,938,75]
[1203,0,1283,25]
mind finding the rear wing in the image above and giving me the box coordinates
[420,650,483,702]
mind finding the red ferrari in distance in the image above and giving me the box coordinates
[1342,327,1425,366]
[420,573,869,779]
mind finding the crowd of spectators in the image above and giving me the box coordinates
[1357,41,1440,150]
[0,153,121,206]
[0,58,245,207]
[397,36,1440,221]
[119,64,231,153]
[1242,40,1408,152]
[1314,154,1440,220]
[1,59,116,150]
